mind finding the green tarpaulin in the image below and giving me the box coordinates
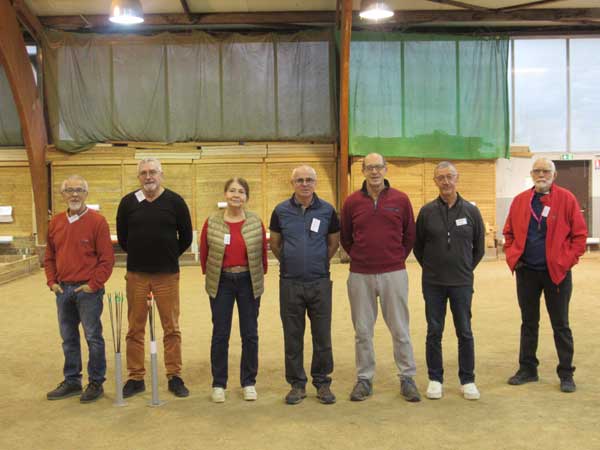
[349,32,509,159]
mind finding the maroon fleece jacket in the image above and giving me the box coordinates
[341,180,416,274]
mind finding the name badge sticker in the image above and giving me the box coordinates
[541,206,551,217]
[310,218,321,233]
[224,234,231,245]
[455,218,468,226]
[135,190,146,203]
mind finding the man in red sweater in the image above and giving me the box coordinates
[44,175,115,403]
[341,153,421,402]
[503,157,587,393]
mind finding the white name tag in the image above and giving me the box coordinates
[310,218,321,233]
[455,218,468,226]
[224,234,231,245]
[135,190,145,202]
[542,206,550,217]
[67,214,80,224]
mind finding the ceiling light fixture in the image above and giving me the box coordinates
[109,0,144,25]
[359,0,394,21]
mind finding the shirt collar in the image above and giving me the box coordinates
[360,179,390,196]
[289,193,321,210]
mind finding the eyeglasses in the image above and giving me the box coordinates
[531,169,553,176]
[139,169,160,177]
[293,178,316,185]
[62,187,87,194]
[435,174,457,182]
[364,164,385,172]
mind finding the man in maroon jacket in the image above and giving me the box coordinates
[44,175,115,403]
[341,153,421,402]
[503,157,587,393]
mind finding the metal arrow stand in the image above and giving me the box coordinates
[147,292,165,407]
[108,292,127,407]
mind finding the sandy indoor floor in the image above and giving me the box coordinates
[1,256,599,450]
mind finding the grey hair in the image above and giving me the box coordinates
[434,161,458,175]
[137,158,163,174]
[61,175,88,192]
[291,165,317,180]
[532,157,556,173]
[362,153,387,169]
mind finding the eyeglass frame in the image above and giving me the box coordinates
[293,177,316,185]
[62,187,88,195]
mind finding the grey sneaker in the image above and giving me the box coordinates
[47,381,82,400]
[316,385,336,405]
[285,387,307,405]
[508,370,539,385]
[560,377,576,393]
[350,379,372,401]
[80,381,104,403]
[400,376,421,402]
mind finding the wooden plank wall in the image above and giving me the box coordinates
[0,160,34,237]
[350,157,497,229]
[48,143,337,234]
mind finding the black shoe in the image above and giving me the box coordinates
[80,381,104,403]
[285,386,307,405]
[47,381,82,400]
[168,376,190,398]
[400,376,421,403]
[560,377,576,393]
[508,370,539,385]
[316,385,336,405]
[350,379,372,402]
[123,379,145,398]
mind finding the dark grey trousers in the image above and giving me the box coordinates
[279,277,334,389]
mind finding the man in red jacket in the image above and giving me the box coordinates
[341,153,421,402]
[503,157,587,393]
[44,175,115,403]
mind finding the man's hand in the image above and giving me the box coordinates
[51,284,64,294]
[74,284,94,293]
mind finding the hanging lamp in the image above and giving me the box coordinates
[109,0,144,25]
[359,0,394,20]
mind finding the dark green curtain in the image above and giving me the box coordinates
[349,33,509,159]
[43,30,336,153]
[0,64,23,146]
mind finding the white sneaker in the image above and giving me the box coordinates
[242,385,257,401]
[426,380,443,399]
[212,387,225,403]
[461,383,480,400]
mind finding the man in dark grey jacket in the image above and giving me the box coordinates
[269,165,340,405]
[414,161,485,401]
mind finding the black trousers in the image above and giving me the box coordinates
[516,267,574,379]
[422,283,475,385]
[279,277,333,389]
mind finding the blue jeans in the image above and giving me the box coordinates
[210,272,260,388]
[423,283,474,385]
[56,283,106,385]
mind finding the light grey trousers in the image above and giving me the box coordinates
[347,270,417,381]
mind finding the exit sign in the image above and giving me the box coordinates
[561,153,573,160]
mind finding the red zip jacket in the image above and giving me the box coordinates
[341,180,416,274]
[503,184,587,285]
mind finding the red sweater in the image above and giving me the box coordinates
[44,209,115,291]
[341,181,416,274]
[503,184,587,285]
[200,219,268,274]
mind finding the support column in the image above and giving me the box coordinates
[338,0,352,203]
[0,0,49,246]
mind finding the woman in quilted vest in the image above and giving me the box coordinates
[200,177,268,403]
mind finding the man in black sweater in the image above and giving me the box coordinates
[117,158,193,398]
[414,161,485,401]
